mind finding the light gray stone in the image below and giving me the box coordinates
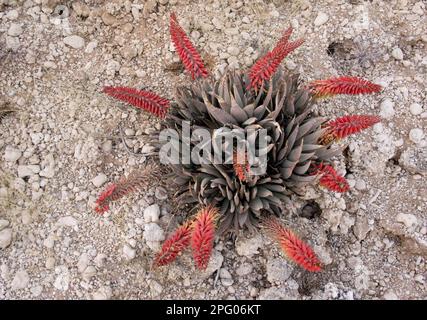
[391,47,404,60]
[314,12,329,26]
[380,98,395,119]
[143,204,160,223]
[396,213,418,228]
[91,173,107,187]
[0,220,9,231]
[143,223,165,242]
[4,146,22,162]
[409,103,423,116]
[11,270,29,290]
[409,128,424,144]
[8,23,23,36]
[266,258,293,283]
[63,35,85,49]
[93,286,112,300]
[123,244,136,260]
[235,233,263,257]
[0,228,12,249]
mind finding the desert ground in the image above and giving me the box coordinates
[0,0,426,300]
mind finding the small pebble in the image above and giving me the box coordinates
[391,47,404,60]
[314,12,329,26]
[409,103,422,116]
[123,244,136,261]
[63,35,85,49]
[92,173,108,187]
[380,98,395,119]
[409,128,424,144]
[8,23,23,37]
[4,146,22,162]
[144,204,160,223]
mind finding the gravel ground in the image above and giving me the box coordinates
[0,0,426,300]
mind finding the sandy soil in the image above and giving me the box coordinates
[0,0,426,300]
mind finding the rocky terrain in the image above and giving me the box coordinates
[0,0,426,300]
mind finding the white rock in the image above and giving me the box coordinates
[85,41,98,54]
[77,253,89,273]
[412,1,425,15]
[30,132,43,145]
[235,233,263,257]
[43,235,55,249]
[82,266,97,281]
[63,35,85,49]
[8,23,23,36]
[149,280,163,295]
[353,216,370,241]
[21,210,32,225]
[0,228,12,249]
[56,216,78,228]
[0,220,9,231]
[396,213,418,228]
[143,204,160,223]
[391,47,404,60]
[91,173,107,187]
[39,165,55,178]
[30,285,43,297]
[6,36,20,51]
[94,253,107,268]
[219,268,232,279]
[143,223,165,242]
[17,165,40,178]
[4,146,22,162]
[101,140,112,153]
[123,244,136,260]
[383,290,399,300]
[355,179,366,191]
[93,286,112,300]
[379,98,395,119]
[6,10,19,20]
[409,128,424,144]
[146,240,161,251]
[11,270,29,290]
[1,263,9,280]
[409,103,423,116]
[236,263,253,276]
[314,12,329,26]
[53,266,70,291]
[227,46,240,56]
[45,257,55,269]
[266,258,293,283]
[198,250,224,280]
[224,28,239,35]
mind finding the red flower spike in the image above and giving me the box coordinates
[262,217,322,272]
[94,184,117,214]
[103,86,170,118]
[308,76,382,98]
[153,222,193,267]
[233,150,251,182]
[190,205,219,270]
[310,163,350,193]
[170,12,209,80]
[274,26,294,49]
[248,27,304,90]
[94,172,154,214]
[326,115,381,140]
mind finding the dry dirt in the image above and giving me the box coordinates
[0,0,426,300]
